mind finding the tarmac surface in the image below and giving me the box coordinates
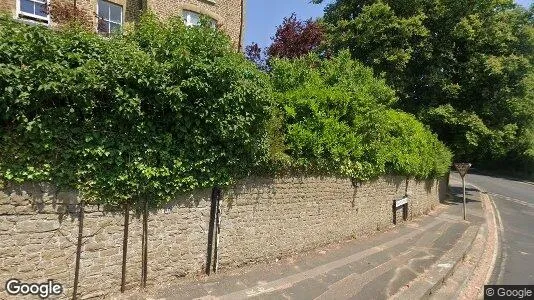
[124,179,485,300]
[463,172,534,285]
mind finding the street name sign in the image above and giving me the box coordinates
[395,197,408,208]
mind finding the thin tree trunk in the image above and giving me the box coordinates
[141,200,148,288]
[121,203,130,293]
[213,190,221,273]
[72,200,84,299]
[205,187,219,275]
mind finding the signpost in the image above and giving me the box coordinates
[454,163,472,220]
[393,197,408,225]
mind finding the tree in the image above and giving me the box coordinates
[245,42,267,70]
[245,13,324,69]
[268,13,324,59]
[316,0,534,173]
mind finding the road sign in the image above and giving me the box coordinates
[393,197,409,225]
[395,197,408,208]
[454,162,472,220]
[454,163,472,178]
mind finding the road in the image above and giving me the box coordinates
[463,172,534,285]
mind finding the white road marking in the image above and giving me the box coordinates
[485,192,534,209]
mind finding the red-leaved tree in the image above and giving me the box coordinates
[268,13,324,59]
[245,13,324,69]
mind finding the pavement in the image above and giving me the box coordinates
[120,176,487,300]
[460,172,534,285]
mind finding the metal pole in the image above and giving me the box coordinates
[462,176,467,220]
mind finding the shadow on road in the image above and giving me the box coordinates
[470,168,534,185]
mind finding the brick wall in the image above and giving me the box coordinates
[0,175,445,299]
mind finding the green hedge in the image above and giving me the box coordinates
[0,14,271,207]
[0,15,451,208]
[267,52,452,180]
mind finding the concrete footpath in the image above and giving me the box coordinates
[122,179,486,300]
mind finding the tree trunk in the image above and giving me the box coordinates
[121,203,130,292]
[72,200,84,299]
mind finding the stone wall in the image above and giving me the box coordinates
[0,0,142,24]
[0,0,244,49]
[0,176,445,299]
[218,176,441,268]
[147,0,244,49]
[0,0,15,17]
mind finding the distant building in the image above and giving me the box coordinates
[0,0,245,49]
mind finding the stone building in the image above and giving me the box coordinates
[0,0,246,49]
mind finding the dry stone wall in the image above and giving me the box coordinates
[0,176,446,299]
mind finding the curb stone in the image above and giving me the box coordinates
[438,181,500,300]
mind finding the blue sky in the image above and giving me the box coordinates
[245,0,533,49]
[245,1,332,48]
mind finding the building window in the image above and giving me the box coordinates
[183,10,216,28]
[17,0,49,23]
[97,0,123,35]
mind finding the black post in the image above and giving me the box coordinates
[392,201,397,225]
[121,203,130,293]
[72,201,84,300]
[141,200,148,288]
[205,187,219,275]
[213,188,222,273]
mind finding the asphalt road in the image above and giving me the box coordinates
[463,172,534,285]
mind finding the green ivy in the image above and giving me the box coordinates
[0,13,271,207]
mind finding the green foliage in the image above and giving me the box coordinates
[0,12,451,210]
[268,52,452,180]
[0,13,271,207]
[318,0,534,170]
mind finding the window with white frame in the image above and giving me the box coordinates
[18,0,49,23]
[97,0,123,35]
[182,10,216,28]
